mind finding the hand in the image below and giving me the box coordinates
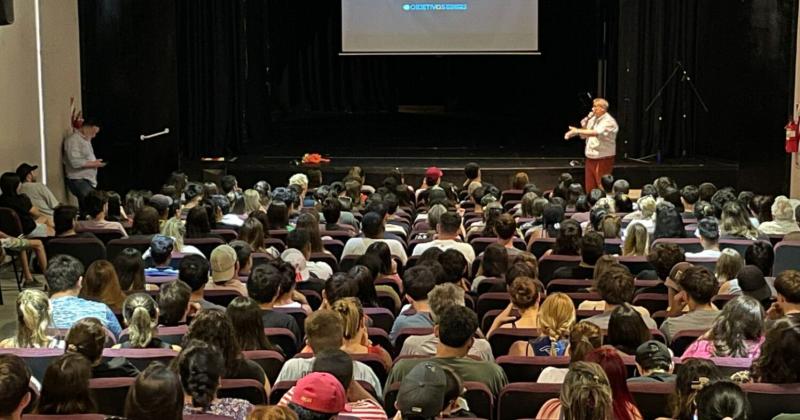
[564,127,578,140]
[292,290,308,305]
[767,302,784,320]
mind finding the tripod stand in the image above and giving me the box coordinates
[629,61,710,164]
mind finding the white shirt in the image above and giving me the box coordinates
[686,249,722,259]
[63,131,98,185]
[581,113,619,159]
[342,237,408,264]
[411,239,476,265]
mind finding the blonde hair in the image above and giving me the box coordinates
[715,248,744,282]
[331,297,364,341]
[772,196,794,221]
[122,293,159,348]
[561,361,613,420]
[600,215,621,239]
[569,321,603,362]
[248,405,298,420]
[594,197,616,214]
[161,217,186,250]
[638,196,657,218]
[593,98,610,111]
[289,173,308,190]
[14,289,53,348]
[622,223,649,256]
[537,292,576,356]
[592,255,618,284]
[243,189,262,214]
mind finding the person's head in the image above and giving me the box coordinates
[0,172,22,196]
[592,97,610,116]
[323,273,358,307]
[568,321,603,362]
[770,195,795,222]
[15,163,37,183]
[596,264,634,305]
[360,212,384,239]
[654,202,686,239]
[185,206,212,235]
[184,309,241,373]
[161,217,187,250]
[678,266,718,306]
[242,189,262,214]
[230,240,254,273]
[286,228,311,257]
[696,217,720,248]
[305,309,345,352]
[428,283,466,324]
[506,254,539,283]
[508,276,542,311]
[744,241,774,277]
[599,174,614,193]
[635,340,673,376]
[157,280,192,326]
[122,293,160,348]
[365,242,393,275]
[585,346,636,420]
[210,244,239,282]
[240,217,266,251]
[715,248,744,282]
[560,361,612,420]
[249,405,299,420]
[464,162,480,180]
[694,200,716,220]
[435,305,478,351]
[226,296,273,351]
[751,315,800,383]
[553,219,582,255]
[647,242,686,280]
[436,211,461,238]
[438,249,467,285]
[681,185,700,207]
[707,295,765,357]
[578,232,604,266]
[246,260,293,303]
[751,195,775,223]
[11,289,52,349]
[612,179,629,195]
[607,304,652,355]
[404,266,437,302]
[695,380,749,420]
[37,352,95,415]
[296,213,324,252]
[65,317,107,363]
[53,204,79,235]
[774,269,800,305]
[479,244,508,278]
[0,354,31,418]
[45,254,84,294]
[81,259,125,307]
[133,205,160,235]
[737,265,772,307]
[622,223,649,257]
[321,197,341,226]
[494,213,517,242]
[178,340,224,410]
[83,190,108,219]
[149,235,174,266]
[331,297,365,342]
[671,358,723,420]
[124,362,183,420]
[510,172,528,190]
[637,195,657,218]
[312,349,354,392]
[396,362,448,420]
[721,201,758,239]
[537,292,576,354]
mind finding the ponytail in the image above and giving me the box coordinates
[15,289,51,348]
[123,293,158,348]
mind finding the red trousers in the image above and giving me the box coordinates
[585,156,615,192]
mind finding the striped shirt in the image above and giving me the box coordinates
[278,387,388,420]
[50,296,122,337]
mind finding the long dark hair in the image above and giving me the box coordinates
[751,316,800,383]
[348,265,379,308]
[365,241,393,276]
[185,206,212,236]
[178,340,224,411]
[37,353,96,415]
[183,309,243,375]
[113,247,147,291]
[267,202,289,230]
[552,219,581,255]
[670,358,723,420]
[654,202,687,239]
[226,297,278,352]
[106,191,125,222]
[607,303,652,355]
[124,362,183,420]
[296,212,324,253]
[707,295,764,357]
[479,244,508,278]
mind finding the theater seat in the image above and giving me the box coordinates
[497,356,570,383]
[218,378,269,405]
[365,307,395,334]
[497,382,561,420]
[46,237,107,270]
[101,348,177,371]
[90,377,135,416]
[476,293,512,321]
[773,241,800,276]
[538,255,581,284]
[741,383,800,420]
[488,328,540,358]
[243,350,285,385]
[628,382,674,419]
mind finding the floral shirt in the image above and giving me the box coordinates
[183,398,253,420]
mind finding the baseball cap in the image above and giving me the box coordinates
[281,248,309,281]
[635,340,671,367]
[149,194,174,212]
[396,362,447,418]
[291,372,348,414]
[425,167,443,179]
[15,163,38,180]
[738,265,772,302]
[210,245,237,282]
[665,262,694,292]
[697,217,720,241]
[150,235,174,256]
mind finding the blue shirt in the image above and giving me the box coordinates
[50,296,122,337]
[144,266,179,277]
[389,310,434,343]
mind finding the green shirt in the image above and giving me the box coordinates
[385,356,508,397]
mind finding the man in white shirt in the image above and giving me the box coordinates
[342,212,407,264]
[686,217,721,260]
[564,98,619,192]
[412,212,475,265]
[63,119,104,214]
[16,163,59,216]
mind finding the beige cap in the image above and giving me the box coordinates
[210,245,237,282]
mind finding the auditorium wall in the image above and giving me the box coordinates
[0,0,81,201]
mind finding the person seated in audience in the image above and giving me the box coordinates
[342,212,408,264]
[0,289,64,348]
[720,201,767,240]
[750,315,800,383]
[240,216,281,259]
[158,280,197,326]
[277,350,386,420]
[685,217,722,259]
[184,309,268,387]
[666,358,722,420]
[412,212,475,264]
[113,248,157,292]
[745,241,774,277]
[149,216,205,258]
[0,172,51,238]
[539,321,603,382]
[53,205,97,239]
[757,195,800,236]
[320,272,359,310]
[694,381,750,420]
[637,241,685,286]
[113,293,181,351]
[147,193,173,228]
[470,242,509,291]
[35,352,96,415]
[243,188,266,215]
[128,205,160,240]
[622,222,649,257]
[494,213,522,255]
[681,295,765,361]
[526,203,565,242]
[680,185,699,217]
[332,297,392,369]
[660,265,720,342]
[80,260,128,313]
[285,372,347,420]
[487,276,543,334]
[0,229,47,287]
[569,194,591,224]
[296,213,334,255]
[585,347,644,420]
[509,292,575,357]
[184,205,223,240]
[467,200,502,238]
[247,261,303,340]
[437,248,469,292]
[389,266,437,342]
[394,362,449,420]
[47,255,122,336]
[230,240,254,278]
[540,218,581,258]
[715,248,744,294]
[144,235,180,277]
[206,244,249,297]
[584,264,658,328]
[349,264,381,309]
[400,283,494,361]
[622,195,656,229]
[282,228,333,280]
[386,305,508,397]
[66,317,139,377]
[653,202,687,239]
[615,192,635,214]
[180,254,224,312]
[275,309,383,394]
[0,354,33,419]
[124,362,184,420]
[321,196,358,234]
[15,163,59,218]
[268,198,293,231]
[536,361,613,420]
[607,303,652,355]
[182,182,205,212]
[178,340,254,419]
[629,340,675,383]
[552,231,604,280]
[461,161,481,192]
[767,269,800,319]
[226,297,282,354]
[735,265,773,309]
[365,241,402,289]
[77,190,128,237]
[249,405,299,420]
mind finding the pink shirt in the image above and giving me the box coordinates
[680,337,765,361]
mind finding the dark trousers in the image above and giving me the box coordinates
[66,178,95,215]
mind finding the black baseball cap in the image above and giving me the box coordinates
[15,163,38,180]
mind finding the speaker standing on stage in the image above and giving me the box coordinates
[63,118,104,215]
[564,98,619,192]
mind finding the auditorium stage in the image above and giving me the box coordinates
[188,145,740,192]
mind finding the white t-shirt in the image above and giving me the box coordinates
[686,249,722,259]
[342,237,408,264]
[411,239,476,264]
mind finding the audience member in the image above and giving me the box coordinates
[54,204,95,238]
[510,292,575,357]
[585,347,644,420]
[543,218,581,256]
[394,361,448,420]
[154,216,205,257]
[240,216,280,258]
[716,248,744,294]
[80,259,127,313]
[158,280,195,326]
[758,195,800,235]
[585,264,658,328]
[78,190,128,237]
[180,254,225,312]
[342,212,408,264]
[686,217,722,259]
[736,265,773,308]
[412,212,475,264]
[36,352,96,415]
[124,362,184,420]
[226,297,281,353]
[130,205,160,238]
[694,380,749,420]
[750,315,800,383]
[537,321,603,383]
[248,405,298,420]
[668,358,723,420]
[629,340,675,383]
[66,316,139,378]
[535,361,613,420]
[622,222,649,256]
[206,244,249,297]
[332,297,392,369]
[607,303,652,355]
[681,295,765,361]
[144,235,180,277]
[552,231,604,279]
[0,172,49,238]
[16,162,59,216]
[745,241,774,276]
[230,240,255,277]
[389,266,437,342]
[0,289,64,348]
[113,247,155,292]
[660,265,719,342]
[283,228,333,280]
[114,293,181,350]
[768,269,800,319]
[487,276,542,334]
[0,354,33,419]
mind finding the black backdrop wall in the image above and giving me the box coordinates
[78,0,796,193]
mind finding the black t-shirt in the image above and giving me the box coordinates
[0,194,36,234]
[551,265,596,280]
[92,357,140,378]
[261,310,302,345]
[227,359,266,385]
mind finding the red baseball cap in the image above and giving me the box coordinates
[425,167,443,178]
[291,372,348,414]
